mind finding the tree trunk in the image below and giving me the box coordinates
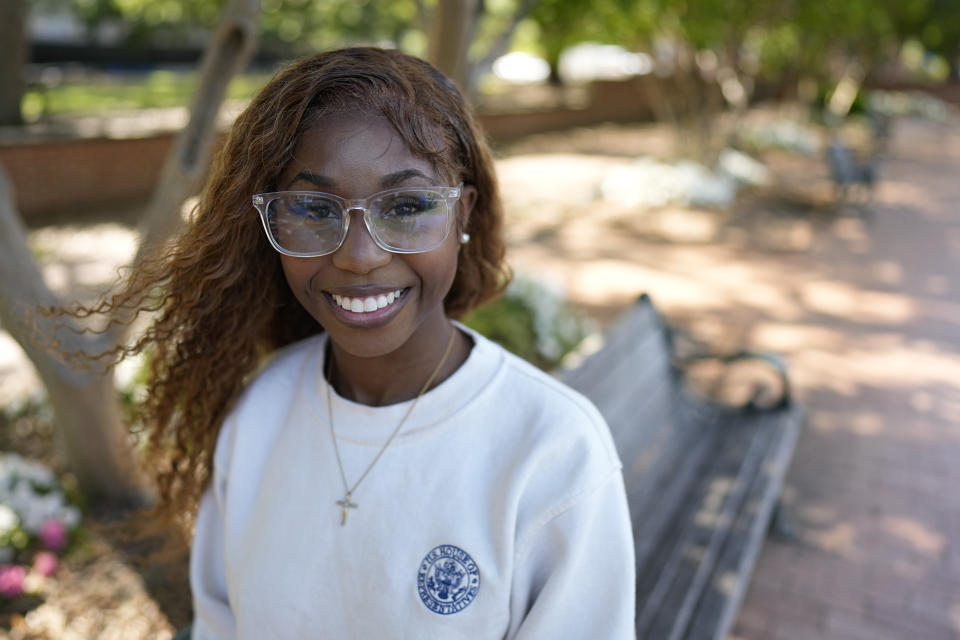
[0,0,26,126]
[0,165,141,501]
[135,0,261,262]
[427,0,482,92]
[0,0,261,502]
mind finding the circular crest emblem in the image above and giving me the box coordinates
[417,545,480,615]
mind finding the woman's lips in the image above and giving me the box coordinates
[332,289,404,314]
[323,287,410,326]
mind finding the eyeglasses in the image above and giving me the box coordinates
[252,184,462,257]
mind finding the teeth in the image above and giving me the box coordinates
[333,290,404,314]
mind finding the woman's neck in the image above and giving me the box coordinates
[326,323,471,406]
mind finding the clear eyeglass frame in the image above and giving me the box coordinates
[252,183,463,258]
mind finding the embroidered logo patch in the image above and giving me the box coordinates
[417,544,480,615]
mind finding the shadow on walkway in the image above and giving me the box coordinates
[502,114,960,640]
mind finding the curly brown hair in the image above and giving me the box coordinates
[104,47,508,545]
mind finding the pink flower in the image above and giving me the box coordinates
[0,564,26,599]
[32,551,58,577]
[39,519,68,552]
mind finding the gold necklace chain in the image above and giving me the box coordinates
[325,326,457,526]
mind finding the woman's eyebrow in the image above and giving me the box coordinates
[288,171,335,189]
[380,169,434,188]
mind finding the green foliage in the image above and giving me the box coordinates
[529,0,960,85]
[258,0,423,53]
[115,350,152,436]
[464,295,542,364]
[531,0,646,66]
[21,71,270,120]
[35,0,960,84]
[463,276,591,371]
[39,0,427,53]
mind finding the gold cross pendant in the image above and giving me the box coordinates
[337,492,358,526]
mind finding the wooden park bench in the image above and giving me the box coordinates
[560,294,804,640]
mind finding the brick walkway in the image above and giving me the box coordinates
[503,114,960,640]
[726,117,960,639]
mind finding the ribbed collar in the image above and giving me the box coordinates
[303,323,504,445]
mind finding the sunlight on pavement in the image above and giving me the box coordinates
[872,259,905,285]
[786,343,960,397]
[751,323,845,352]
[800,280,915,324]
[30,223,139,299]
[882,516,947,555]
[875,179,943,213]
[806,521,858,555]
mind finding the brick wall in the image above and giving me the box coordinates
[0,135,174,223]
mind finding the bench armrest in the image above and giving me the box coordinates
[674,350,792,412]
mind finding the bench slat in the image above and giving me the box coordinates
[684,408,804,640]
[560,300,670,422]
[636,414,778,639]
[627,408,717,570]
[569,337,669,437]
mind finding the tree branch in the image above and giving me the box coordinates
[134,0,261,261]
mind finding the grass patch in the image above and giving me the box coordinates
[22,70,272,121]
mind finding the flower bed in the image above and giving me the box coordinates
[0,453,81,614]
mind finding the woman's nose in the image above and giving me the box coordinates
[331,210,391,274]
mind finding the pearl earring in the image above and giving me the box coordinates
[459,232,471,244]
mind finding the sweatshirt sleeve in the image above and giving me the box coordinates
[507,470,637,640]
[189,439,236,639]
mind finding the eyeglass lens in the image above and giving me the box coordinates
[266,189,451,255]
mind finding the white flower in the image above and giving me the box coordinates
[506,275,587,364]
[0,454,80,534]
[0,453,55,490]
[0,504,19,536]
[20,458,55,489]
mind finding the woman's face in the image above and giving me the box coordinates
[276,112,475,360]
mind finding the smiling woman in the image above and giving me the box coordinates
[68,47,636,639]
[273,112,471,369]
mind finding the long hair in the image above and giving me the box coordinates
[100,47,508,544]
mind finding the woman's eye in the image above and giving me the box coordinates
[289,197,338,220]
[383,195,434,217]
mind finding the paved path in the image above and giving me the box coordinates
[504,114,960,639]
[728,117,960,639]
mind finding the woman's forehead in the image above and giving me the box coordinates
[289,112,451,181]
[280,114,445,192]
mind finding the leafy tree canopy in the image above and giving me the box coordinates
[530,0,960,80]
[34,0,426,54]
